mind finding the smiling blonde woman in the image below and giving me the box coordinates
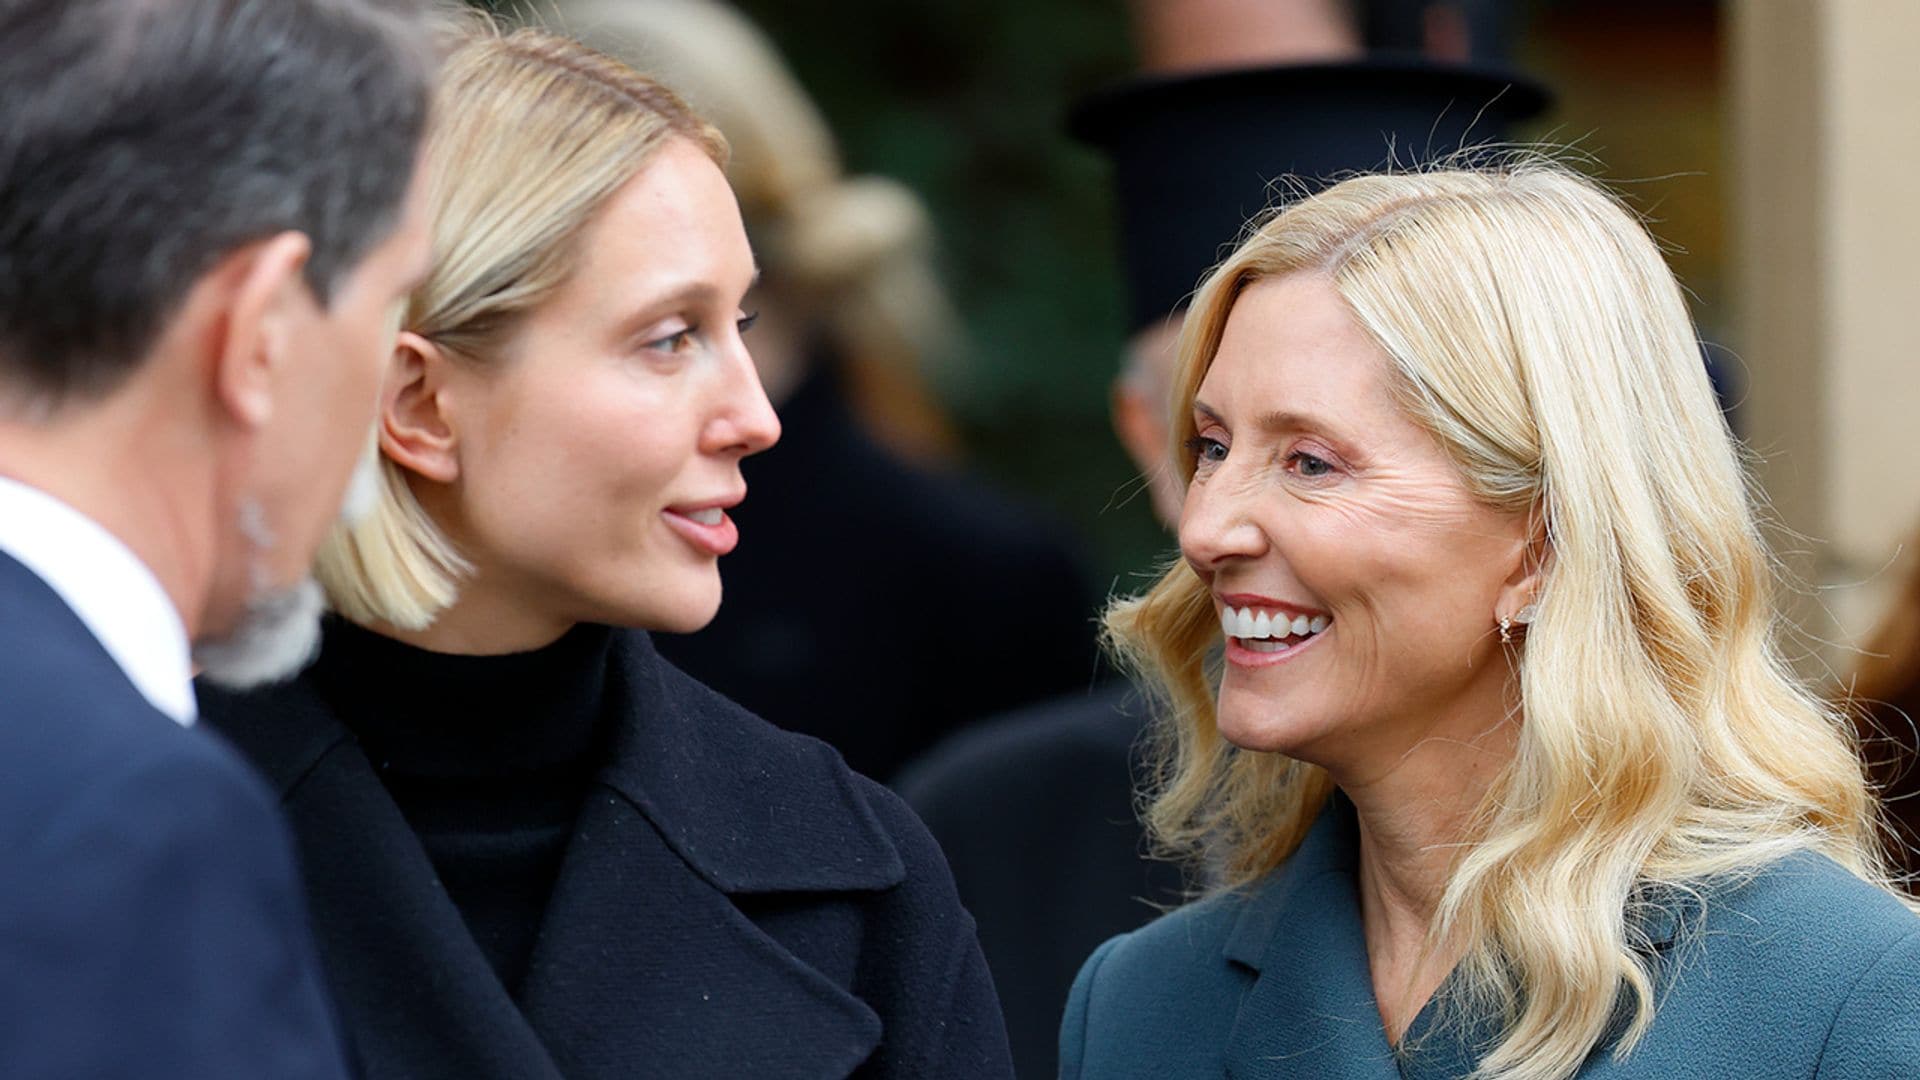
[1060,160,1920,1079]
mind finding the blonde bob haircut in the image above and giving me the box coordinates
[1106,159,1911,1080]
[315,24,727,630]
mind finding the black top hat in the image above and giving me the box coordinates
[1070,58,1552,332]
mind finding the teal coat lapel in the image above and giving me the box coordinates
[1222,799,1404,1079]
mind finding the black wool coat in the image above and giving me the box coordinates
[198,630,1013,1080]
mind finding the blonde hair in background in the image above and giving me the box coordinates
[1105,158,1911,1080]
[315,21,726,630]
[550,0,963,460]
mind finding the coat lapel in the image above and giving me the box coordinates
[515,633,900,1078]
[203,678,564,1080]
[1222,798,1404,1080]
[1220,799,1693,1080]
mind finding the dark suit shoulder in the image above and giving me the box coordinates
[897,686,1146,802]
[0,617,276,850]
[0,683,349,1078]
[28,718,286,857]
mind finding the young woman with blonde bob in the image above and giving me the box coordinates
[197,25,1011,1080]
[1059,161,1920,1079]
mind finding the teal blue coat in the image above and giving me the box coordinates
[1061,799,1920,1078]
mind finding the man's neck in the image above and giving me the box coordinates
[0,387,215,640]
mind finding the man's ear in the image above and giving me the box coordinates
[211,231,313,429]
[380,330,461,484]
[1111,376,1186,528]
[1496,505,1553,626]
[1110,376,1168,484]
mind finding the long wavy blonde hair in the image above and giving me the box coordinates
[1106,160,1908,1080]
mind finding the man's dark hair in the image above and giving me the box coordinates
[0,0,439,406]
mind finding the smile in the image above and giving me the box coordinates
[1220,605,1329,645]
[1217,601,1332,666]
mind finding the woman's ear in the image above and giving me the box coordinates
[379,330,461,485]
[1496,505,1552,627]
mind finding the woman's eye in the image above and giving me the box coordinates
[1183,435,1228,465]
[736,310,760,335]
[643,326,695,353]
[1288,451,1334,478]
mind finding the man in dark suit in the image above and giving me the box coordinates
[0,0,440,1074]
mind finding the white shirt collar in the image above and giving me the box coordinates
[0,474,197,726]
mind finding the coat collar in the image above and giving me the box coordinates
[204,667,566,1079]
[219,630,905,894]
[1219,795,1689,1080]
[199,628,897,1079]
[512,631,892,1075]
[1220,794,1407,1079]
[593,631,905,894]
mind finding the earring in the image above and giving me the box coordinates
[1499,616,1513,644]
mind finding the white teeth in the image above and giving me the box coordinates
[686,508,723,526]
[1219,604,1333,641]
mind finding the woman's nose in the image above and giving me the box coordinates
[705,346,782,457]
[1179,471,1267,573]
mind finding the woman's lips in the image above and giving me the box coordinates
[662,506,739,556]
[1215,593,1333,669]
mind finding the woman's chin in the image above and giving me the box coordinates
[1214,692,1331,757]
[592,577,721,635]
[1215,714,1302,755]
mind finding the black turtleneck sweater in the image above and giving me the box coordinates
[305,616,615,995]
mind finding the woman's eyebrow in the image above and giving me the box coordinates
[609,266,765,338]
[1192,399,1335,437]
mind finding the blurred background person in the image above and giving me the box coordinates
[0,0,436,1074]
[199,25,1012,1079]
[896,2,1549,1073]
[1066,159,1920,1080]
[549,0,1101,785]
